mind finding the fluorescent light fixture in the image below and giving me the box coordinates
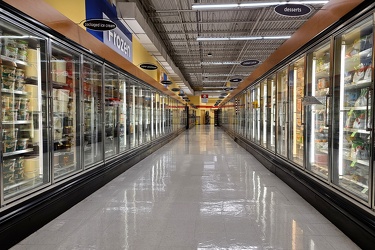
[201,61,240,65]
[192,1,328,10]
[197,36,291,41]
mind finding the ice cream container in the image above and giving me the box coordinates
[3,158,16,172]
[1,65,16,80]
[2,78,15,90]
[3,140,17,153]
[16,138,29,150]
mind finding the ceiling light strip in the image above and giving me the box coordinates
[192,1,329,10]
[197,36,291,41]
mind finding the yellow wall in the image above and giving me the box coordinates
[132,37,160,80]
[43,0,86,27]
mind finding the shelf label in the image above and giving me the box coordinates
[350,161,356,167]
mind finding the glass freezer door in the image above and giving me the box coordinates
[267,75,276,151]
[289,58,305,166]
[82,57,103,166]
[306,42,331,179]
[276,67,289,157]
[333,17,373,202]
[1,20,49,201]
[51,44,81,179]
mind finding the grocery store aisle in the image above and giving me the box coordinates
[11,125,359,250]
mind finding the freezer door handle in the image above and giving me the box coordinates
[366,87,372,131]
[325,95,331,127]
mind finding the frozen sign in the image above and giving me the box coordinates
[103,14,132,62]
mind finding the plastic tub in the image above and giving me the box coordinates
[3,158,16,172]
[15,68,25,81]
[3,140,17,153]
[3,171,15,185]
[1,65,16,79]
[2,128,18,140]
[16,138,29,150]
[17,110,29,120]
[2,79,15,90]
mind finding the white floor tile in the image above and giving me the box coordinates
[11,126,359,250]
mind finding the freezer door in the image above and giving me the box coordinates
[1,19,49,201]
[332,17,373,202]
[305,42,331,180]
[276,67,289,158]
[289,58,305,167]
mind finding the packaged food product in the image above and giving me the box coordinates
[2,79,15,90]
[16,138,29,150]
[4,45,18,59]
[17,110,30,120]
[17,40,28,50]
[3,140,17,153]
[2,128,18,140]
[3,171,15,185]
[1,65,16,79]
[3,158,16,172]
[25,49,38,79]
[15,68,25,81]
[15,80,25,91]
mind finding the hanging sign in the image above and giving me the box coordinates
[139,63,158,70]
[84,19,116,31]
[161,80,172,85]
[201,94,208,103]
[230,78,242,83]
[274,4,311,17]
[240,59,260,67]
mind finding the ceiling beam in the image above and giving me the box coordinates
[153,19,308,25]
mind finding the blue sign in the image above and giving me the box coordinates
[86,0,132,62]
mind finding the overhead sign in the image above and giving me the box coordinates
[139,63,158,70]
[241,59,260,67]
[102,13,132,62]
[201,94,209,98]
[171,88,180,92]
[230,78,242,83]
[274,4,311,17]
[84,19,117,31]
[161,80,172,85]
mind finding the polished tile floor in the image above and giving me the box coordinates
[12,126,360,250]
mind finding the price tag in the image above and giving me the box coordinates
[361,188,368,194]
[350,161,356,167]
[351,132,357,137]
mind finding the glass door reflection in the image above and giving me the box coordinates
[276,67,289,157]
[82,57,103,166]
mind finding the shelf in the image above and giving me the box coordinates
[52,81,69,88]
[54,163,76,174]
[4,177,41,192]
[1,89,29,95]
[3,120,33,125]
[53,138,68,143]
[3,148,34,157]
[0,55,28,66]
[343,156,370,166]
[344,80,372,90]
[343,128,371,134]
[341,175,368,189]
[341,106,368,111]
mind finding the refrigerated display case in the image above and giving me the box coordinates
[289,58,305,166]
[333,17,373,201]
[306,42,331,179]
[82,57,103,166]
[51,44,80,179]
[276,67,289,157]
[1,20,48,200]
[143,88,151,143]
